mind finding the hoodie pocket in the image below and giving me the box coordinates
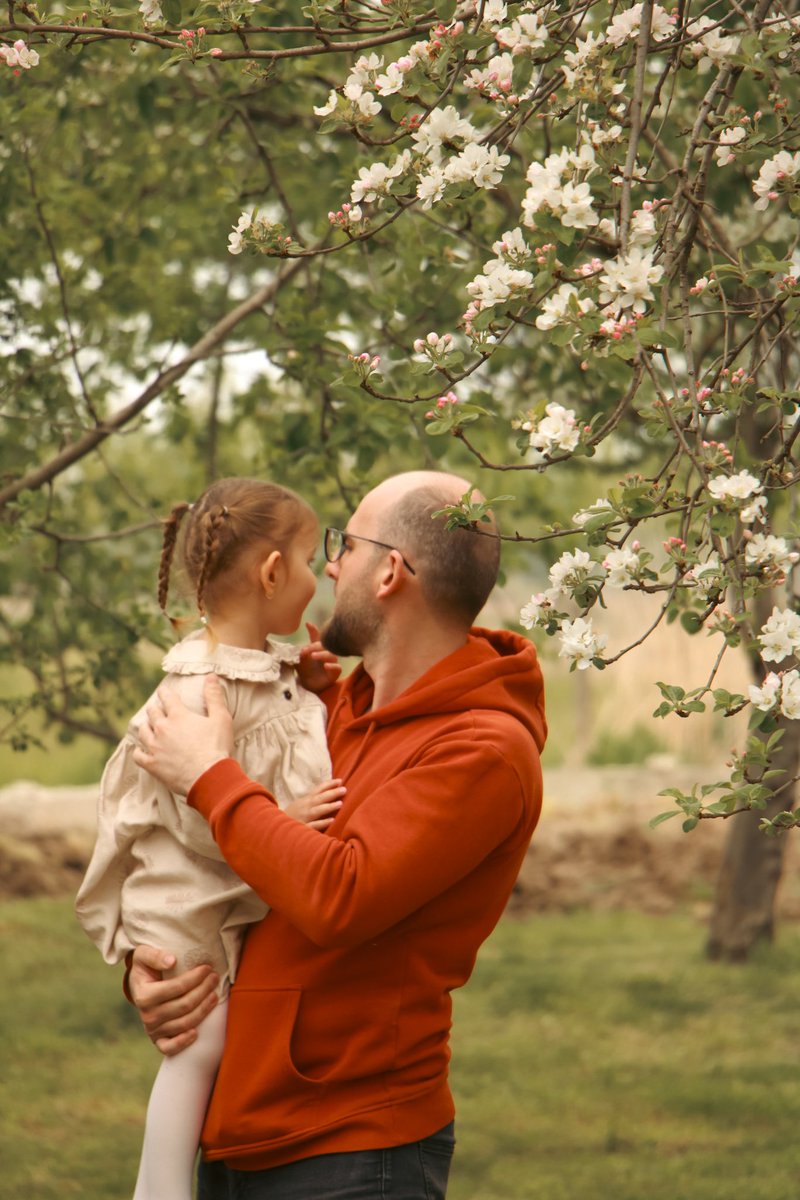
[206,988,328,1148]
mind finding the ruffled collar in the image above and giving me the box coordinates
[162,629,300,683]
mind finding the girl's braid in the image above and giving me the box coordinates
[195,505,230,619]
[157,501,192,624]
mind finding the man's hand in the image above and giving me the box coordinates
[128,945,220,1055]
[133,674,234,795]
[283,779,346,830]
[297,622,341,694]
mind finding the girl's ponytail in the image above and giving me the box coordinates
[157,501,192,628]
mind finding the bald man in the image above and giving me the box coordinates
[131,471,547,1199]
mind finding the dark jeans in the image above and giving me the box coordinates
[197,1122,455,1199]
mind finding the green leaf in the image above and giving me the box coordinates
[649,809,680,828]
[680,611,703,634]
[162,0,182,24]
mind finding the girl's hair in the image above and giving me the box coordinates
[157,478,315,627]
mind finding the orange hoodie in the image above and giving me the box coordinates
[188,627,546,1170]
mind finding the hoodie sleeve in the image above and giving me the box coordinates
[187,719,542,950]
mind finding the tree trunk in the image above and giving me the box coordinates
[705,715,799,962]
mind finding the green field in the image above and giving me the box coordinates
[1,899,799,1200]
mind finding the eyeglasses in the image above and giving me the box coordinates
[324,527,416,575]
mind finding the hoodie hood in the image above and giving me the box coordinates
[329,626,546,754]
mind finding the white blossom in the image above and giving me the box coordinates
[752,150,800,211]
[558,616,608,670]
[598,246,664,313]
[535,283,595,331]
[412,106,479,163]
[523,404,581,455]
[780,670,800,719]
[481,0,508,28]
[748,672,782,711]
[689,553,725,601]
[606,3,674,48]
[345,54,384,91]
[685,16,740,70]
[745,533,799,575]
[572,498,615,528]
[629,206,657,245]
[519,588,560,628]
[355,91,381,119]
[559,181,600,229]
[759,606,800,663]
[227,211,252,255]
[465,52,515,95]
[562,31,606,90]
[603,547,640,588]
[466,257,533,306]
[496,13,548,54]
[351,159,403,204]
[492,227,529,262]
[0,38,40,67]
[138,0,163,24]
[313,90,338,117]
[443,143,510,190]
[707,470,762,503]
[522,163,567,222]
[374,63,406,96]
[416,166,448,208]
[740,494,768,525]
[522,149,599,230]
[714,126,746,168]
[548,548,594,593]
[590,123,624,146]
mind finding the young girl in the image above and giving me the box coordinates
[75,477,343,1200]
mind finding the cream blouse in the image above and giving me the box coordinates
[75,631,332,994]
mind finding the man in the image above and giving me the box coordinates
[131,470,547,1198]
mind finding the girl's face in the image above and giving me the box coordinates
[267,520,319,636]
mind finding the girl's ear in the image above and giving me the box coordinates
[258,550,284,600]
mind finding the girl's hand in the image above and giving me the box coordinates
[297,621,341,693]
[283,779,346,830]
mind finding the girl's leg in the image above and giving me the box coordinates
[132,998,228,1200]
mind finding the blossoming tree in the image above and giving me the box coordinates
[2,0,800,954]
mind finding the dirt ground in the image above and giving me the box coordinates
[1,764,798,918]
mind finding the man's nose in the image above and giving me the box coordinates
[324,560,339,582]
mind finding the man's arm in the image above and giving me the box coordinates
[189,725,540,951]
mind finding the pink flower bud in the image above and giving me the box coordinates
[210,47,222,56]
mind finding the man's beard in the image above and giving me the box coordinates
[320,592,381,658]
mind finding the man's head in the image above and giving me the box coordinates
[321,471,500,657]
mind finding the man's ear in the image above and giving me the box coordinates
[375,551,407,600]
[258,550,284,599]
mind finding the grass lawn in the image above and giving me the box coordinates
[1,899,799,1200]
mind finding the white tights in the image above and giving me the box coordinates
[132,998,228,1200]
